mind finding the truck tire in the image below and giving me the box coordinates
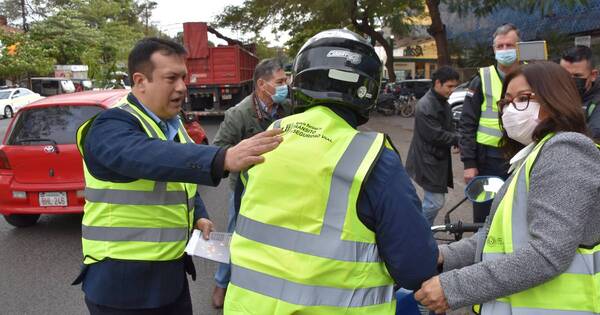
[3,214,40,227]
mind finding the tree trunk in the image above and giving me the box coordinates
[351,2,396,82]
[20,0,27,32]
[426,0,450,66]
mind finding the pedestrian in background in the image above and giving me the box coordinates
[460,23,522,223]
[560,45,600,140]
[210,58,292,308]
[406,66,460,226]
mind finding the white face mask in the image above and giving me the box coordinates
[501,101,541,145]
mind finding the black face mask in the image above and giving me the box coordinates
[574,77,588,99]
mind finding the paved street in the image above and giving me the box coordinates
[0,113,473,315]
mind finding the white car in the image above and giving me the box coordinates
[448,82,469,125]
[0,88,44,119]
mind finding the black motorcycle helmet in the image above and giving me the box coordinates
[291,29,383,125]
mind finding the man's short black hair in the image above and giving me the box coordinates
[561,45,595,69]
[431,66,460,85]
[128,37,187,86]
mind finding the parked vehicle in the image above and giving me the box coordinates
[0,90,208,227]
[25,77,76,96]
[0,87,44,119]
[448,81,469,129]
[71,78,93,92]
[394,79,432,99]
[183,22,258,116]
[374,91,417,118]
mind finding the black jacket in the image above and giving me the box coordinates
[406,89,459,193]
[583,81,600,141]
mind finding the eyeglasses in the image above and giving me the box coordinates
[497,92,536,112]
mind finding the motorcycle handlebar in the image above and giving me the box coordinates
[431,222,484,234]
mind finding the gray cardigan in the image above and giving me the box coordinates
[439,132,600,309]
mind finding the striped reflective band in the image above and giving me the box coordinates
[482,67,496,115]
[178,120,194,144]
[236,132,381,262]
[230,264,393,307]
[236,215,380,262]
[478,125,503,138]
[82,225,188,242]
[119,104,160,139]
[85,181,191,206]
[483,251,600,275]
[482,300,598,315]
[481,111,500,119]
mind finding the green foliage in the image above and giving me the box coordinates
[0,0,157,85]
[0,31,56,81]
[251,35,282,60]
[215,0,425,81]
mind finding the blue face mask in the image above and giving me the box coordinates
[495,49,517,66]
[268,83,288,103]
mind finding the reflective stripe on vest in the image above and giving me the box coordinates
[477,66,504,147]
[231,264,394,307]
[481,133,600,314]
[226,106,395,313]
[234,131,381,263]
[78,98,196,263]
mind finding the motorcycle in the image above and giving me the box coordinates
[375,92,417,117]
[375,92,398,116]
[395,176,505,314]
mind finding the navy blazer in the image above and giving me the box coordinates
[76,94,225,309]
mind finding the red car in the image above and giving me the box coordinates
[0,90,208,227]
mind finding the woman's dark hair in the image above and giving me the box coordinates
[499,61,589,157]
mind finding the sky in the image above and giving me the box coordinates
[152,0,289,47]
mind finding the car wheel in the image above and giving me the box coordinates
[3,106,13,119]
[3,214,40,227]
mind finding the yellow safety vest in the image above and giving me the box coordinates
[481,133,600,314]
[224,105,396,314]
[76,97,197,264]
[477,65,504,147]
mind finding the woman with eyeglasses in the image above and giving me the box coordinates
[415,61,600,315]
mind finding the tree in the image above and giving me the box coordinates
[427,0,590,66]
[0,0,69,30]
[137,0,157,35]
[26,0,147,84]
[0,30,55,82]
[216,0,426,82]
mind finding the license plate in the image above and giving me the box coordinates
[222,94,232,100]
[39,192,67,207]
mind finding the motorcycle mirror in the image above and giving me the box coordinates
[465,176,505,203]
